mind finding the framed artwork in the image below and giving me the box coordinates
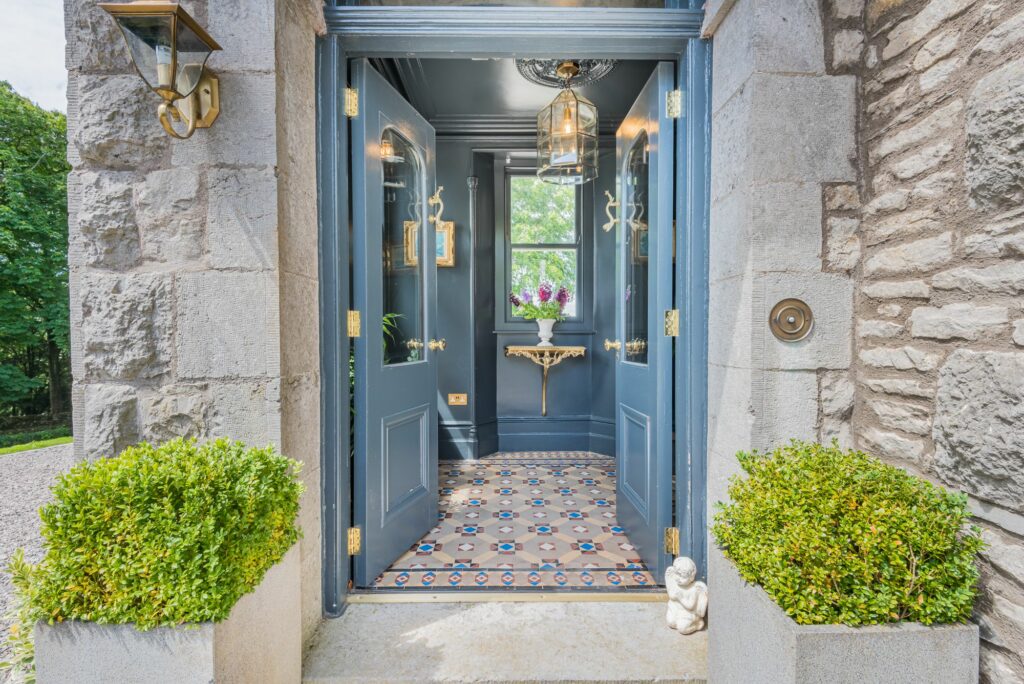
[630,221,649,264]
[403,220,456,267]
[435,220,455,267]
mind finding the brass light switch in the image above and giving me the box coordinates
[448,393,468,406]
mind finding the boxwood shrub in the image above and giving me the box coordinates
[712,441,983,626]
[18,438,302,629]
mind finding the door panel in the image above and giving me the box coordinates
[615,62,675,581]
[352,58,439,586]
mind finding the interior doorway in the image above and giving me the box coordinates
[316,4,710,614]
[348,55,676,592]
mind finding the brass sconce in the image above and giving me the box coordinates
[100,1,222,139]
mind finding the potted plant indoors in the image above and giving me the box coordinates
[1,438,303,684]
[509,282,572,346]
[709,441,982,684]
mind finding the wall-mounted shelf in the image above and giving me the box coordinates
[504,345,586,416]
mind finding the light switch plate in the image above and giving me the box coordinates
[448,393,468,406]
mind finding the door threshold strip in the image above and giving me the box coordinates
[347,590,668,604]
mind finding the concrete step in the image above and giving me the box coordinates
[303,601,707,683]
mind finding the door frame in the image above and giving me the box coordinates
[316,1,711,617]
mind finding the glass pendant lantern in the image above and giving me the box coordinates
[537,61,598,185]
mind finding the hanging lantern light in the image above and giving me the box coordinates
[536,61,598,185]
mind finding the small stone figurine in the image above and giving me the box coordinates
[665,556,708,635]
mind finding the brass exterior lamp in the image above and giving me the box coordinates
[100,1,222,139]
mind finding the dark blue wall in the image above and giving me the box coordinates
[434,141,617,459]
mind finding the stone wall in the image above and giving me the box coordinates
[702,0,857,512]
[64,0,324,644]
[851,0,1024,680]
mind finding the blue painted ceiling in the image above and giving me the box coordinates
[372,58,657,136]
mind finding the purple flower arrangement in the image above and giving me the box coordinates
[510,283,572,321]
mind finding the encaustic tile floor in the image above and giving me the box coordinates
[371,452,659,591]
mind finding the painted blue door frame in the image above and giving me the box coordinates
[316,2,710,616]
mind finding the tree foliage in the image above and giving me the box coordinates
[508,176,578,316]
[0,81,70,417]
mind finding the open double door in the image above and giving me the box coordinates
[349,58,678,587]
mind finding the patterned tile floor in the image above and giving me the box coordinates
[370,452,659,591]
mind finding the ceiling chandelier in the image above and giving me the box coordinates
[528,60,605,186]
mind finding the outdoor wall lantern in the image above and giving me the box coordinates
[100,1,222,139]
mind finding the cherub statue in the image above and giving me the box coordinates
[665,556,708,634]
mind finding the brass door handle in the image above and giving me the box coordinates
[428,338,447,351]
[405,339,424,350]
[604,339,621,352]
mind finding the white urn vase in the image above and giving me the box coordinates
[536,318,556,347]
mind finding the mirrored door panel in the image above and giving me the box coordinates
[381,127,426,366]
[623,131,649,365]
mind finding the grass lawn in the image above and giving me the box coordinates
[0,435,73,455]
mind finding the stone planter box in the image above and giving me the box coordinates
[708,546,978,684]
[34,545,300,684]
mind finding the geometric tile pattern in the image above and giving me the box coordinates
[370,452,659,591]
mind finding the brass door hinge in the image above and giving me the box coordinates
[344,88,359,118]
[665,527,680,555]
[666,89,683,119]
[347,527,361,556]
[664,309,680,337]
[347,310,361,338]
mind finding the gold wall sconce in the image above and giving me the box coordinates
[100,1,222,139]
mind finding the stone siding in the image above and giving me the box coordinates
[703,0,857,521]
[853,0,1024,680]
[64,0,324,644]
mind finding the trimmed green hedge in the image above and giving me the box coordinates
[0,426,71,449]
[712,441,983,626]
[17,438,302,628]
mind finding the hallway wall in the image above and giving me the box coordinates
[434,142,618,458]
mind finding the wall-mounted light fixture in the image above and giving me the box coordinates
[100,1,222,139]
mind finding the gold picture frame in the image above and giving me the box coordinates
[403,219,456,267]
[630,221,649,265]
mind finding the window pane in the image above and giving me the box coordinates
[623,131,649,365]
[381,128,425,365]
[510,175,576,244]
[510,248,577,318]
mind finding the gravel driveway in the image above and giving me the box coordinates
[0,442,78,677]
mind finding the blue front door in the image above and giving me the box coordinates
[615,62,676,581]
[351,58,440,586]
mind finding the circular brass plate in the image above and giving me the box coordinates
[769,298,814,342]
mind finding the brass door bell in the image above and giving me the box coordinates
[769,298,813,342]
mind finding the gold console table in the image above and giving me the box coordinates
[504,345,586,416]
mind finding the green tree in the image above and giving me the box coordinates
[508,176,578,315]
[0,82,70,418]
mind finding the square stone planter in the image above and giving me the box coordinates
[708,546,978,684]
[34,545,300,684]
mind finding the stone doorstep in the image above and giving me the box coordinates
[34,545,301,684]
[302,601,708,684]
[707,547,979,684]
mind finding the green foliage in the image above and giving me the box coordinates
[508,176,578,314]
[512,298,565,321]
[9,438,302,634]
[1,550,36,684]
[712,441,983,626]
[509,176,575,243]
[0,81,71,417]
[0,425,70,449]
